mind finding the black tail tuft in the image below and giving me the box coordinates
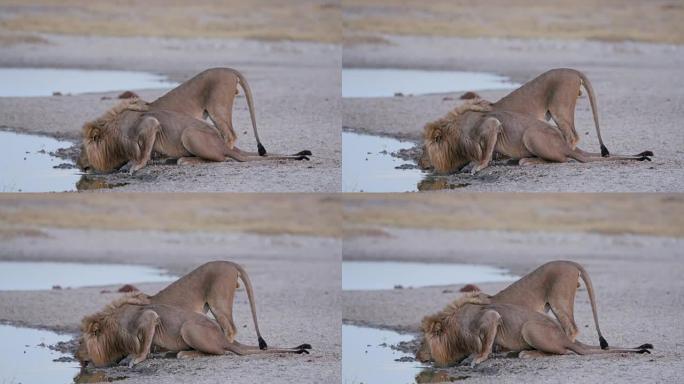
[600,336,609,350]
[637,151,654,157]
[601,145,610,157]
[636,343,654,350]
[296,349,310,354]
[637,349,651,354]
[638,156,652,162]
[259,337,268,350]
[295,343,312,350]
[258,143,267,156]
[295,150,313,156]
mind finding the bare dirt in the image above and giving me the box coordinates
[0,33,340,192]
[0,194,341,384]
[343,35,684,192]
[342,194,684,383]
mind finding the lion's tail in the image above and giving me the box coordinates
[234,263,268,350]
[575,69,609,157]
[232,69,267,156]
[572,261,609,349]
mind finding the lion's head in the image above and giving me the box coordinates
[422,99,493,174]
[77,98,149,173]
[76,292,151,367]
[416,292,492,366]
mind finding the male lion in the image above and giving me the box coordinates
[76,293,311,368]
[148,261,270,348]
[79,101,311,173]
[424,102,652,174]
[417,260,611,363]
[78,67,303,172]
[419,68,612,169]
[419,293,652,367]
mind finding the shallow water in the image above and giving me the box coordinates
[0,324,78,384]
[0,261,176,290]
[342,261,517,290]
[343,324,424,384]
[342,68,518,98]
[0,68,177,97]
[342,131,426,192]
[0,131,82,192]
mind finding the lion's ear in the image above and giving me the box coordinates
[424,122,443,143]
[421,315,443,334]
[84,122,101,142]
[87,320,100,335]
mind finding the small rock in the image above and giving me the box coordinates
[442,289,454,294]
[118,91,139,99]
[442,96,454,101]
[459,284,481,292]
[118,284,139,293]
[53,163,76,169]
[394,92,404,97]
[393,284,404,289]
[52,91,62,96]
[100,96,112,100]
[100,289,112,294]
[52,285,62,290]
[460,91,480,100]
[53,356,76,362]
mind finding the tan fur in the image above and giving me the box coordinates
[424,108,651,174]
[77,302,311,368]
[417,261,608,362]
[419,300,651,367]
[76,262,311,368]
[148,261,265,345]
[77,68,311,173]
[77,293,151,367]
[420,68,616,170]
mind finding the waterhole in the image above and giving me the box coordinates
[342,68,518,98]
[0,261,176,291]
[342,261,517,291]
[0,68,177,97]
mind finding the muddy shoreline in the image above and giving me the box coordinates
[343,35,684,192]
[0,34,341,192]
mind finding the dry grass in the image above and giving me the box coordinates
[0,194,341,238]
[0,0,341,43]
[343,0,684,44]
[343,194,684,238]
[0,31,49,46]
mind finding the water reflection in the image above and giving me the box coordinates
[0,324,78,384]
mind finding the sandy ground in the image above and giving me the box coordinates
[343,35,684,192]
[0,33,341,192]
[0,194,341,383]
[342,194,684,383]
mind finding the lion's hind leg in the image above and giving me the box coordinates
[520,319,572,356]
[521,126,572,164]
[205,269,239,343]
[180,126,228,163]
[179,319,229,356]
